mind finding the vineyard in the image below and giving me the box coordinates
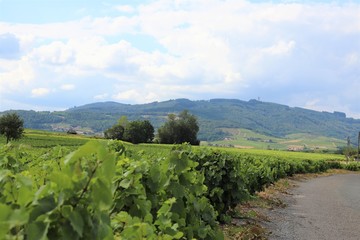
[0,131,359,239]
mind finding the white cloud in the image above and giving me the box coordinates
[113,89,139,101]
[263,40,296,56]
[94,93,109,100]
[60,84,75,91]
[115,5,135,13]
[0,57,35,93]
[31,88,50,97]
[32,41,74,65]
[302,97,360,119]
[112,89,159,103]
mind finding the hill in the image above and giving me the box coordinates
[2,98,359,146]
[208,128,346,151]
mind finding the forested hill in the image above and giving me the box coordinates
[3,98,360,141]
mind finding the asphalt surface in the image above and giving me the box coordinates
[267,174,360,240]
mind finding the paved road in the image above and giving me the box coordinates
[267,174,360,240]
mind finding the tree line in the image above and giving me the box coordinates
[104,116,155,144]
[104,110,200,145]
[0,110,200,145]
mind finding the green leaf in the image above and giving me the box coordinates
[63,151,76,165]
[26,221,49,240]
[0,204,15,237]
[0,223,9,239]
[17,184,34,206]
[169,152,189,173]
[119,178,131,189]
[96,142,116,182]
[91,179,113,211]
[49,171,72,190]
[113,211,131,223]
[65,140,111,165]
[98,222,114,240]
[0,170,10,182]
[69,210,84,237]
[197,225,210,238]
[8,208,29,227]
[61,205,73,218]
[29,196,56,222]
[131,198,152,219]
[64,141,98,165]
[0,203,12,221]
[169,182,185,198]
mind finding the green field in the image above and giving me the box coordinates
[207,128,346,152]
[0,129,357,239]
[1,128,347,154]
[215,147,344,161]
[0,129,345,161]
[0,129,90,148]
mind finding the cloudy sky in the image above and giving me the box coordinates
[0,0,359,117]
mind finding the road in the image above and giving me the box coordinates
[266,173,360,240]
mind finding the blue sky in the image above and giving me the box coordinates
[0,0,360,118]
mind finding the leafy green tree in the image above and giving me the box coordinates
[0,113,24,143]
[117,115,128,128]
[158,110,200,145]
[157,114,176,144]
[104,117,154,144]
[124,120,154,144]
[104,124,125,140]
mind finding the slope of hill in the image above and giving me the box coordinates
[2,99,359,145]
[207,128,346,151]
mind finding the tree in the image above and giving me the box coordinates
[104,118,154,144]
[117,116,128,128]
[123,120,154,144]
[0,113,24,143]
[157,110,200,145]
[104,124,125,140]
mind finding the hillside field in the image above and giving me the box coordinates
[206,128,346,152]
[0,129,345,161]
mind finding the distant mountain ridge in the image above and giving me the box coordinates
[2,98,360,142]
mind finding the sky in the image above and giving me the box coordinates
[0,0,360,118]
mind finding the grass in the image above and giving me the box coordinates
[1,129,346,162]
[124,141,345,162]
[125,143,174,157]
[208,128,347,152]
[0,129,91,149]
[219,147,345,161]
